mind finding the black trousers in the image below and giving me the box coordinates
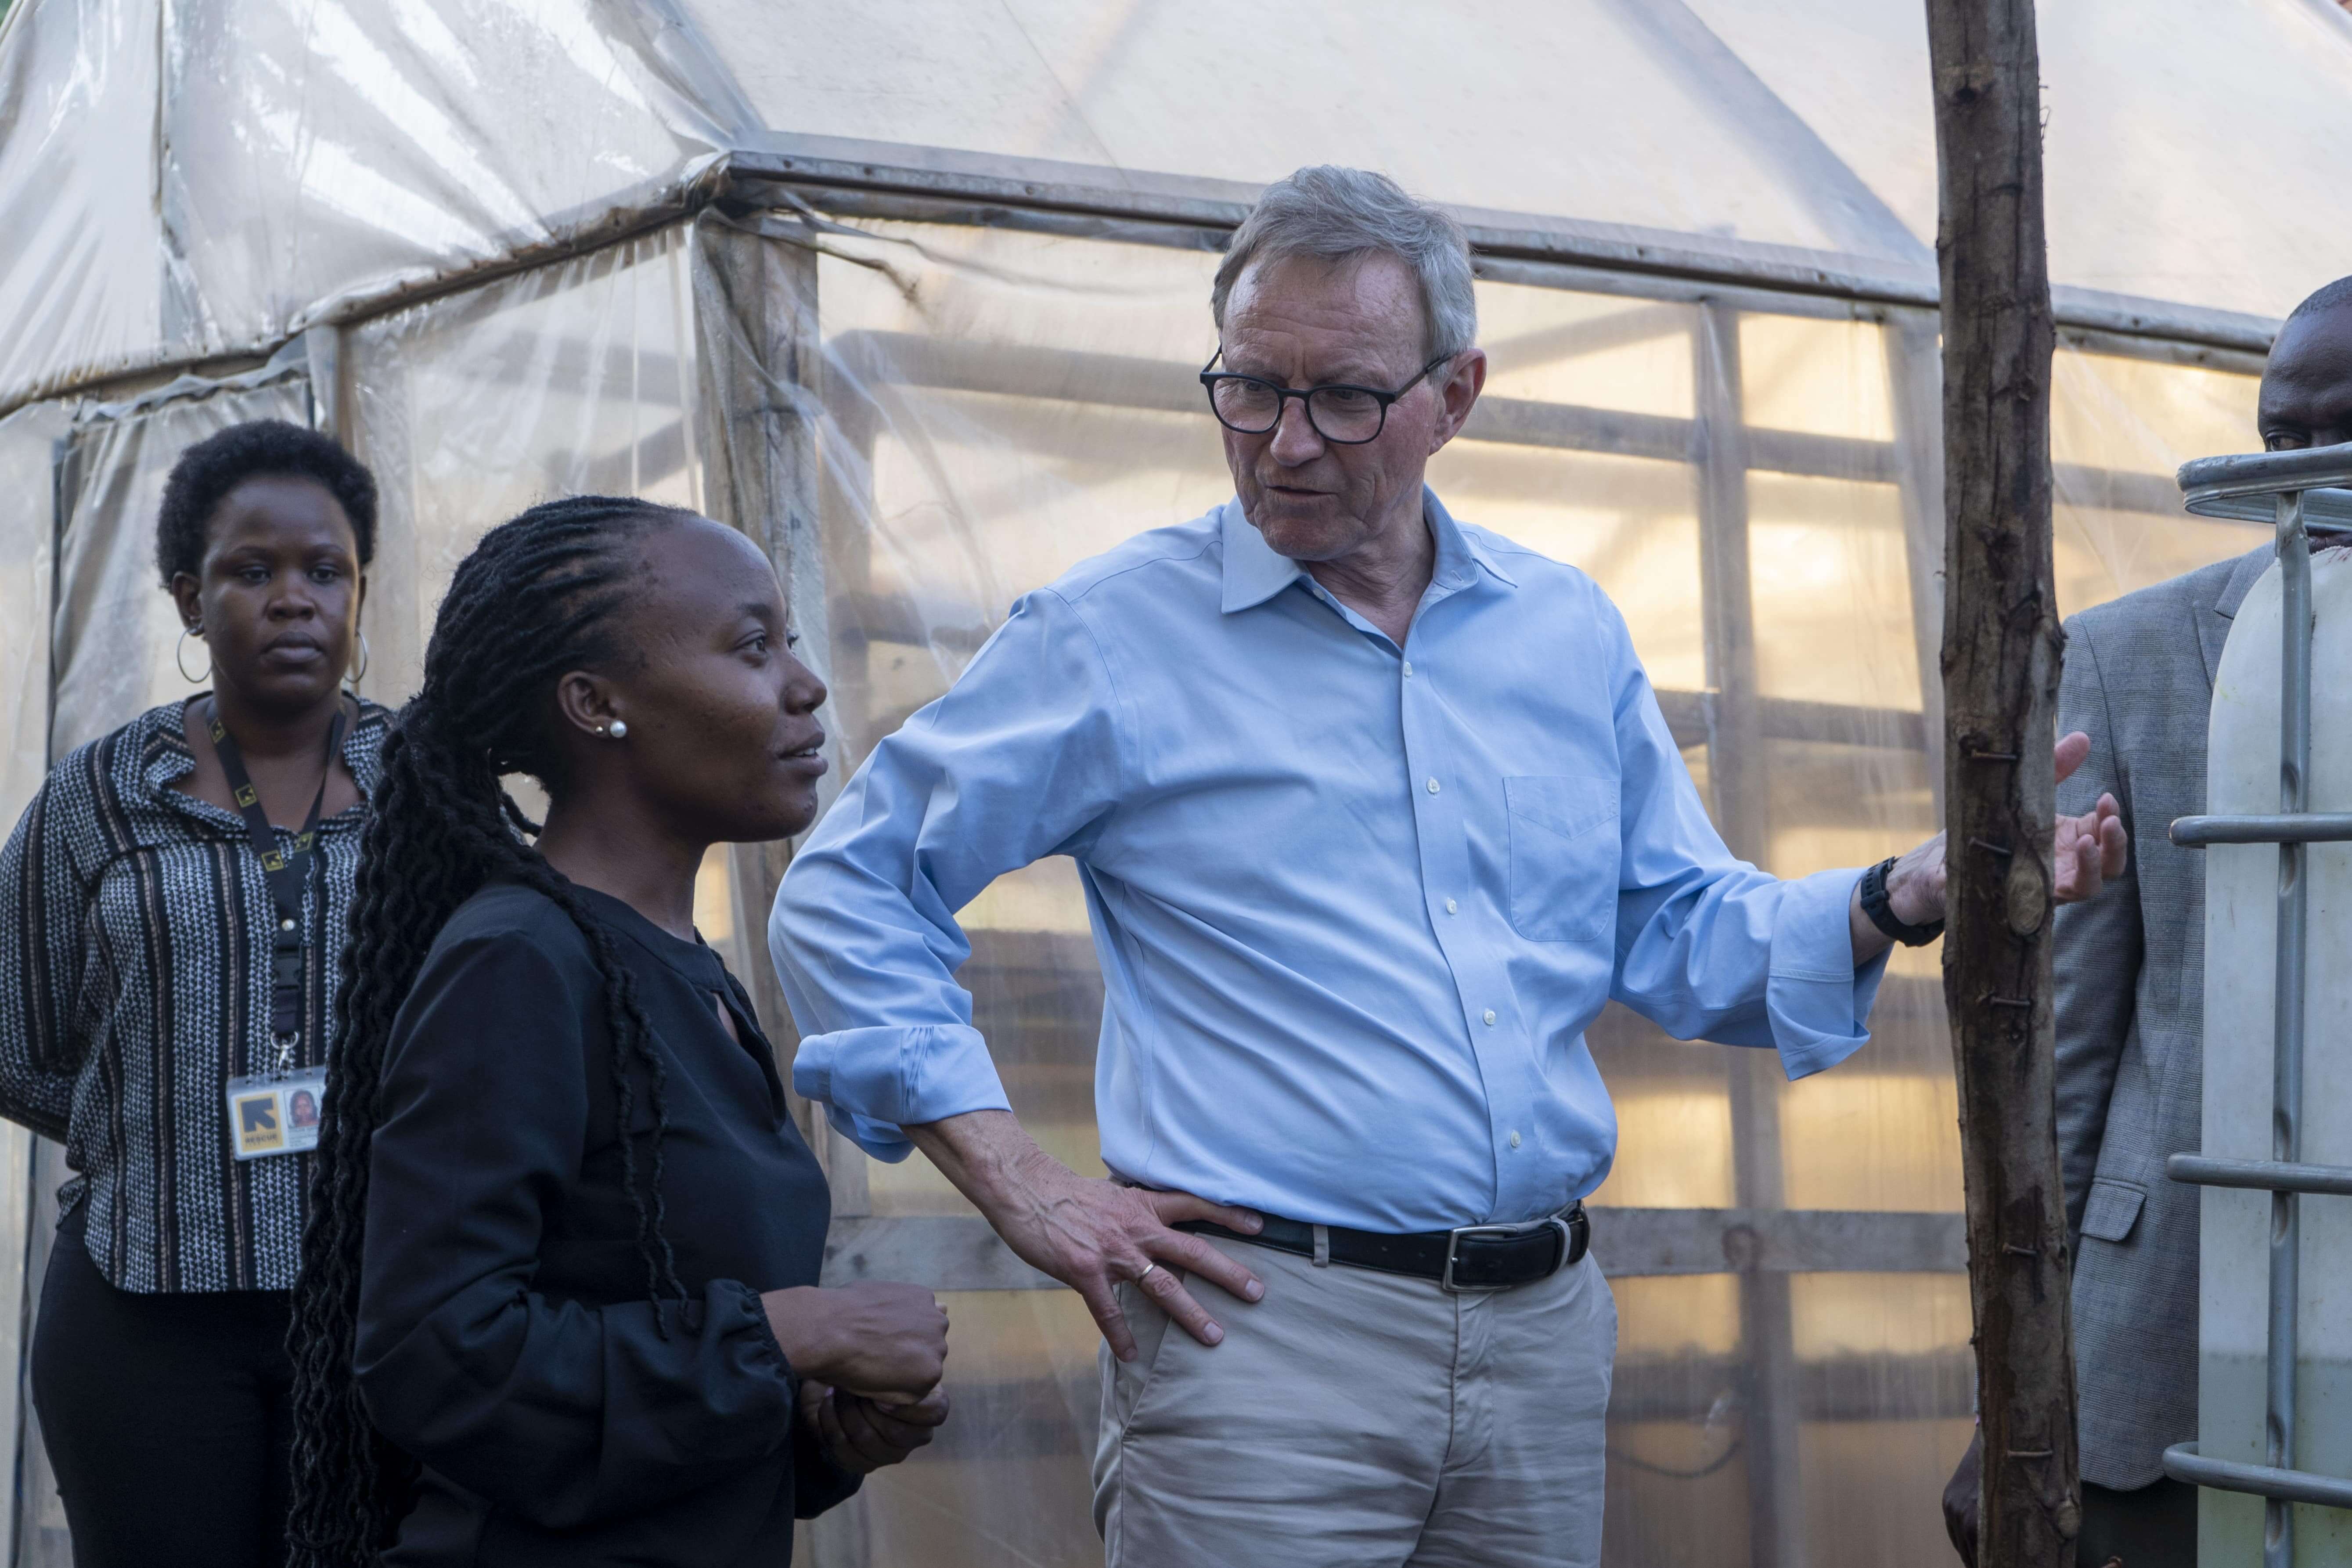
[29,1204,294,1568]
[2078,1476,2199,1568]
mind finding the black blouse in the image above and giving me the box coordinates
[356,881,855,1566]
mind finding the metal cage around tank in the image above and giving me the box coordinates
[2164,443,2352,1567]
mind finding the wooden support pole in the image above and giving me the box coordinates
[685,210,832,1145]
[1925,1,2081,1563]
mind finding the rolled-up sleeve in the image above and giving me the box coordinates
[1600,604,1886,1079]
[773,588,1130,1158]
[0,771,87,1141]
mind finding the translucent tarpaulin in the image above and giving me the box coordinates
[0,398,66,1568]
[14,363,320,1568]
[346,224,704,705]
[0,0,2323,1563]
[0,0,734,411]
[698,0,2352,321]
[0,155,2284,1568]
[7,0,2352,415]
[733,212,2269,1568]
[0,0,166,410]
[48,362,313,756]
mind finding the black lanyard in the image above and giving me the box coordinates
[208,699,347,1046]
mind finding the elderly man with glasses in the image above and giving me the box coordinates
[771,165,2128,1568]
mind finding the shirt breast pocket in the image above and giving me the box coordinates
[1504,775,1621,944]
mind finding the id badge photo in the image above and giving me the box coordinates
[225,1065,329,1161]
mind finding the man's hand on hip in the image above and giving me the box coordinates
[905,1109,1267,1361]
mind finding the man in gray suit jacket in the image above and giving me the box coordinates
[1947,277,2352,1566]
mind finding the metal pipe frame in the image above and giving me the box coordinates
[2268,490,2310,1568]
[2170,1154,2352,1198]
[2163,485,2335,1564]
[2167,1443,2352,1512]
[2172,813,2352,846]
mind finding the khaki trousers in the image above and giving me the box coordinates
[1093,1233,1616,1568]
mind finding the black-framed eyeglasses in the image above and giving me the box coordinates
[1198,348,1452,445]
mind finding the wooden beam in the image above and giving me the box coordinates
[1925,0,2081,1561]
[685,211,835,1157]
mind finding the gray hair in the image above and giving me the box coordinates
[1212,166,1477,366]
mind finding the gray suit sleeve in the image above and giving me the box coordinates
[2052,614,2143,1243]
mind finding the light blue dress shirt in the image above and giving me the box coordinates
[771,491,1887,1232]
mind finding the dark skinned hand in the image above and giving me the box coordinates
[799,1380,951,1474]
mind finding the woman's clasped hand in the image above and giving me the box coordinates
[768,1280,953,1475]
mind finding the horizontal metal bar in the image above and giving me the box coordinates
[2164,1443,2352,1510]
[2170,814,2352,846]
[8,133,2286,425]
[2181,445,2352,501]
[2178,445,2352,526]
[2169,1153,2352,1197]
[733,134,2285,354]
[820,1207,1967,1291]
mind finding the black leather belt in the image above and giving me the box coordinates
[1177,1202,1587,1292]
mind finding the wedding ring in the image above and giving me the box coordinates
[1136,1262,1163,1284]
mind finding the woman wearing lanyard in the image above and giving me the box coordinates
[0,420,386,1567]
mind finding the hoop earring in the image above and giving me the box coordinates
[347,631,370,686]
[176,626,211,684]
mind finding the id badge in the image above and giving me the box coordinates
[225,1066,329,1161]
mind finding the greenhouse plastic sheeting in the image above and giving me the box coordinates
[0,0,166,412]
[0,400,62,817]
[1692,0,2352,322]
[0,1,2325,1563]
[699,0,2352,321]
[0,0,733,411]
[345,224,705,706]
[0,399,65,1568]
[670,210,2272,1568]
[0,152,2295,1568]
[0,196,2255,1568]
[9,0,2352,417]
[47,365,313,757]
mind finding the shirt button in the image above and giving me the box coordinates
[1426,778,1441,795]
[1509,1130,1522,1150]
[280,919,296,932]
[1483,1009,1498,1026]
[1445,899,1459,915]
[1403,660,1414,677]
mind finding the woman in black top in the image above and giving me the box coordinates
[286,496,948,1567]
[0,420,385,1567]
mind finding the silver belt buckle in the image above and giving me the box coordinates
[1441,1215,1572,1294]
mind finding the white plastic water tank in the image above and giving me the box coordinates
[2202,549,2352,1564]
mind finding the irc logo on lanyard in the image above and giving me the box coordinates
[208,699,346,1160]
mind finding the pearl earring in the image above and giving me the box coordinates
[605,720,629,739]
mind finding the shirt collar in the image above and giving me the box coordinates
[1218,488,1516,616]
[138,695,391,821]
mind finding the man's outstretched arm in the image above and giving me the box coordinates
[1846,730,2129,965]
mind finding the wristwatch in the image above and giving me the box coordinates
[1859,855,1944,946]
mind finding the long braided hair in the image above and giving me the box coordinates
[286,496,696,1564]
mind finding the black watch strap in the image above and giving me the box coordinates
[1860,855,1944,946]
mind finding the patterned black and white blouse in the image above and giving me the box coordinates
[0,696,388,1293]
